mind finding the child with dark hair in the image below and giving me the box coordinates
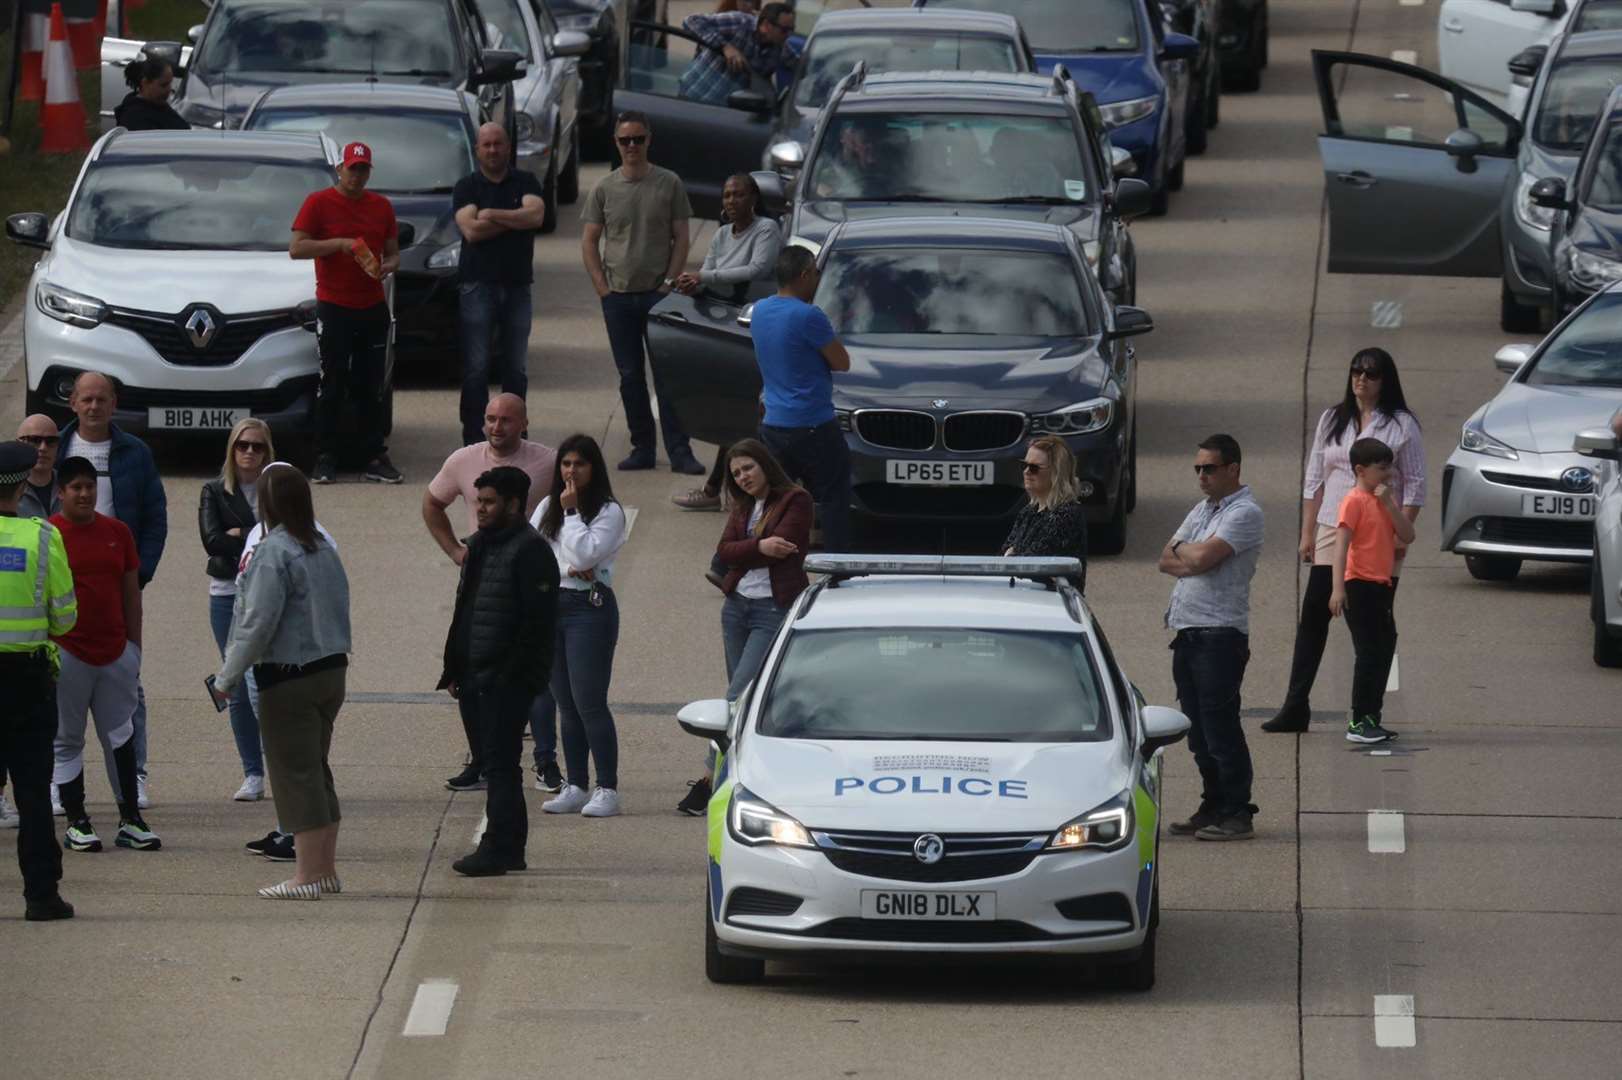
[1329,438,1417,743]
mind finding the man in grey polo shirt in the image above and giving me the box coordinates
[1157,433,1264,842]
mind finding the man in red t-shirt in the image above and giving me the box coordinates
[291,140,402,486]
[49,456,160,853]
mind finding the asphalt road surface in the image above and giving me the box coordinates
[3,0,1619,1076]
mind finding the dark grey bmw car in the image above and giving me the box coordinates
[646,217,1153,552]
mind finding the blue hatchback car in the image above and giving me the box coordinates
[916,0,1199,212]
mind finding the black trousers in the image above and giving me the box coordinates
[462,681,535,860]
[315,300,389,464]
[1343,578,1398,722]
[1171,628,1256,819]
[1281,564,1400,710]
[0,652,64,903]
[759,420,852,553]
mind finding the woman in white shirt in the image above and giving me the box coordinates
[529,435,629,818]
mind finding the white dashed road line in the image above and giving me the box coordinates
[1390,49,1418,65]
[402,980,460,1037]
[1371,300,1404,328]
[1367,810,1407,854]
[1374,995,1417,1047]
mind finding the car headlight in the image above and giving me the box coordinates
[1047,791,1133,852]
[427,240,461,269]
[1099,95,1157,129]
[1033,397,1114,436]
[514,111,536,144]
[1563,245,1622,290]
[1459,415,1519,461]
[727,786,814,848]
[1515,172,1555,233]
[36,281,107,329]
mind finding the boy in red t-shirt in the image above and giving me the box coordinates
[49,457,160,852]
[291,140,402,486]
[1329,437,1418,744]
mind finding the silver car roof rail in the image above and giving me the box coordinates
[805,554,1083,591]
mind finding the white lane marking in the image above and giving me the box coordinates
[1371,300,1404,328]
[1367,810,1406,853]
[1399,0,1424,7]
[1374,994,1417,1047]
[1386,652,1400,692]
[402,980,460,1037]
[471,812,486,846]
[1390,49,1417,65]
[624,506,639,541]
[1370,749,1393,757]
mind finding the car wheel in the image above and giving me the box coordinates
[1102,884,1157,992]
[1500,280,1541,333]
[1185,93,1208,156]
[1167,156,1185,192]
[1465,554,1522,582]
[705,894,765,984]
[1206,67,1220,129]
[1595,549,1622,667]
[540,143,560,235]
[558,125,581,205]
[1091,489,1128,556]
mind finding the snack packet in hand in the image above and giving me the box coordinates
[352,237,381,279]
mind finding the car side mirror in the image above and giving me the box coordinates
[1109,144,1137,178]
[143,39,184,70]
[1113,178,1152,220]
[1510,0,1560,15]
[1507,44,1547,80]
[6,212,50,249]
[1530,176,1570,210]
[1110,304,1154,337]
[1160,32,1199,61]
[751,168,789,214]
[677,698,731,752]
[1494,343,1534,373]
[727,89,772,114]
[767,139,804,177]
[1140,705,1190,759]
[1444,128,1485,173]
[395,222,417,248]
[470,48,524,87]
[1574,427,1622,460]
[186,23,205,44]
[550,30,592,57]
[737,302,755,328]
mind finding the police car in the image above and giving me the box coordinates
[677,555,1191,989]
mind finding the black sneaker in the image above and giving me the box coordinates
[65,817,102,852]
[534,760,563,793]
[24,894,75,921]
[445,765,486,791]
[364,455,403,484]
[261,833,296,862]
[245,831,282,855]
[1168,809,1220,836]
[676,777,712,817]
[1195,816,1256,841]
[616,450,656,471]
[669,453,707,476]
[1346,715,1398,744]
[452,848,525,877]
[1261,703,1311,733]
[311,456,338,485]
[116,817,162,851]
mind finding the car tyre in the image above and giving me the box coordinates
[1594,548,1622,667]
[1500,280,1541,334]
[1102,884,1157,992]
[1167,157,1185,192]
[1186,96,1209,156]
[705,896,765,984]
[1206,67,1220,129]
[1125,420,1138,514]
[541,140,561,235]
[1091,489,1128,556]
[1465,554,1522,582]
[558,124,581,205]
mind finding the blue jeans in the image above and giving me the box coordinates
[722,592,787,703]
[601,290,693,460]
[210,593,264,778]
[458,281,533,446]
[1171,627,1256,819]
[759,420,851,553]
[551,588,620,790]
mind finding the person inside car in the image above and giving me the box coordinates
[679,2,799,105]
[812,117,904,198]
[114,57,188,132]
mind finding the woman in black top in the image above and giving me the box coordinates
[1003,435,1089,592]
[114,57,189,131]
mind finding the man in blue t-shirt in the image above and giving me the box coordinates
[748,245,852,552]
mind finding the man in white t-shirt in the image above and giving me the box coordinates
[422,392,560,793]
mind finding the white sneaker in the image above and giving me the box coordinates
[233,775,265,802]
[581,786,621,818]
[51,783,64,817]
[137,774,152,810]
[542,784,590,814]
[0,793,18,829]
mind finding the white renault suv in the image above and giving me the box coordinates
[5,128,399,441]
[677,555,1191,989]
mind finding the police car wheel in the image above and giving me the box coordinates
[705,898,765,984]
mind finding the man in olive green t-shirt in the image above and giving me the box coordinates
[582,111,704,474]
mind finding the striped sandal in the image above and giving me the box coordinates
[317,875,342,895]
[258,879,320,900]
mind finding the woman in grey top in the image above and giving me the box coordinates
[672,173,783,511]
[215,465,352,900]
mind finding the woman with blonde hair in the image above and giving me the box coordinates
[199,418,274,801]
[1002,435,1089,591]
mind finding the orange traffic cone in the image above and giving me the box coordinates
[18,9,48,102]
[40,4,90,154]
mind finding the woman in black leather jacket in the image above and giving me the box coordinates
[200,419,273,801]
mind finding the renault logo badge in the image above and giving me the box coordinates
[1560,467,1594,493]
[183,306,218,350]
[912,834,945,864]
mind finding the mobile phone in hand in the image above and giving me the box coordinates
[205,675,230,713]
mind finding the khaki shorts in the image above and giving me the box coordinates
[259,665,345,834]
[1312,522,1406,576]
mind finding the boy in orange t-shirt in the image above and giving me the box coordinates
[1329,438,1417,744]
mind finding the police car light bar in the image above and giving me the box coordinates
[805,554,1082,583]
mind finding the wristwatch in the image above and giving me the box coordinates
[662,276,675,288]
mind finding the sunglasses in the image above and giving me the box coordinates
[616,134,648,147]
[18,435,59,447]
[1350,365,1383,379]
[1021,461,1047,473]
[234,440,268,452]
[1193,463,1230,475]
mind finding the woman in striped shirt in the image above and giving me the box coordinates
[1265,347,1425,733]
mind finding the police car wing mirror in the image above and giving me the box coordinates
[1140,705,1190,760]
[1574,427,1621,461]
[678,699,732,751]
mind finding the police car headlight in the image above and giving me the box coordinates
[36,281,107,329]
[1047,791,1133,852]
[728,786,814,849]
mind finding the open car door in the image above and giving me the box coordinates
[1313,49,1520,275]
[646,288,767,447]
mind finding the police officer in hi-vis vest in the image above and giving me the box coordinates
[0,440,78,920]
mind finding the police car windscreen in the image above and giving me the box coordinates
[758,629,1111,742]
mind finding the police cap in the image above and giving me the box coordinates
[0,440,37,485]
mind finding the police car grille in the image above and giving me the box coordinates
[816,830,1045,883]
[807,918,1053,944]
[725,887,804,918]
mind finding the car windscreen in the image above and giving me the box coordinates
[1582,120,1622,207]
[792,32,1021,107]
[483,0,533,56]
[924,0,1137,54]
[1533,56,1622,151]
[806,112,1089,202]
[758,628,1112,742]
[1527,290,1622,386]
[66,158,336,251]
[246,108,472,192]
[195,0,460,77]
[1575,0,1622,33]
[816,246,1091,336]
